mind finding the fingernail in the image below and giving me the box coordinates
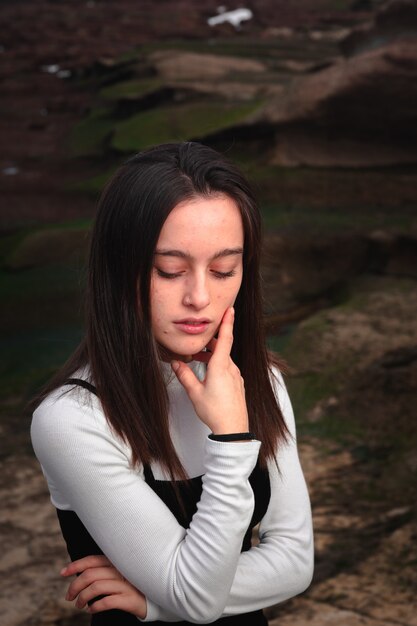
[230,307,235,316]
[171,360,180,372]
[60,567,67,575]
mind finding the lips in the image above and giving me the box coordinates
[174,318,211,335]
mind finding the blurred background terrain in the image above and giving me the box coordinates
[0,0,416,624]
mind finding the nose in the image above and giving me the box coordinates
[183,272,210,310]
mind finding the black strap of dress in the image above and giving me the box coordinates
[65,377,98,395]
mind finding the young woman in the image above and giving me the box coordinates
[31,142,313,625]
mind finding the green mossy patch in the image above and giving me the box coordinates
[268,316,354,440]
[0,220,91,321]
[0,220,92,266]
[141,39,266,61]
[99,78,164,101]
[111,100,263,152]
[6,228,90,270]
[0,262,86,404]
[269,326,362,442]
[0,230,30,267]
[140,37,334,64]
[274,276,417,453]
[0,264,85,319]
[68,167,119,196]
[115,47,143,65]
[0,326,84,403]
[68,106,115,157]
[260,203,417,233]
[0,219,92,404]
[281,312,333,366]
[246,165,417,229]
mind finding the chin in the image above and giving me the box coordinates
[163,337,208,360]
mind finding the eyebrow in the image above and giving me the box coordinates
[154,247,243,261]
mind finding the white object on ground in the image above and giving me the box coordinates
[208,8,253,29]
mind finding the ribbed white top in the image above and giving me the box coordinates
[31,363,313,623]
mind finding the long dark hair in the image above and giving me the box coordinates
[32,142,289,479]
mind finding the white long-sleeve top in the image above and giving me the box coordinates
[31,362,314,623]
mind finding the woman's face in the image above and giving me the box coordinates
[150,194,244,361]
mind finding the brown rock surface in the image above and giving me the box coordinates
[262,231,417,328]
[290,275,417,373]
[269,127,417,168]
[341,0,417,56]
[173,80,284,100]
[149,50,266,81]
[368,231,417,278]
[253,39,417,166]
[262,232,369,315]
[0,455,85,626]
[338,344,417,443]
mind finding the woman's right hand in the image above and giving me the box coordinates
[171,307,249,435]
[61,555,147,618]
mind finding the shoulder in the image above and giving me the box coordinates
[31,380,140,511]
[31,380,128,468]
[32,381,103,433]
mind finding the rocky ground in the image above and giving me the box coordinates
[266,272,417,625]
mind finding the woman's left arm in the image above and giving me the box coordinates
[139,369,314,621]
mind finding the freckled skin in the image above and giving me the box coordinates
[150,195,244,361]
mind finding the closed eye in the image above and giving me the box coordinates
[156,269,183,279]
[212,270,236,279]
[155,268,237,280]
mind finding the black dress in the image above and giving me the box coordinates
[57,379,271,625]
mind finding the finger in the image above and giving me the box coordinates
[86,592,133,614]
[87,594,122,614]
[171,361,201,399]
[86,587,147,618]
[75,579,127,609]
[66,566,122,601]
[211,307,234,361]
[60,555,112,577]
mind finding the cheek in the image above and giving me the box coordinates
[150,281,175,328]
[150,277,167,307]
[214,283,241,311]
[151,296,165,321]
[150,284,164,323]
[223,275,243,302]
[151,304,169,339]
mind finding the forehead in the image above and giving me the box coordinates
[156,195,244,252]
